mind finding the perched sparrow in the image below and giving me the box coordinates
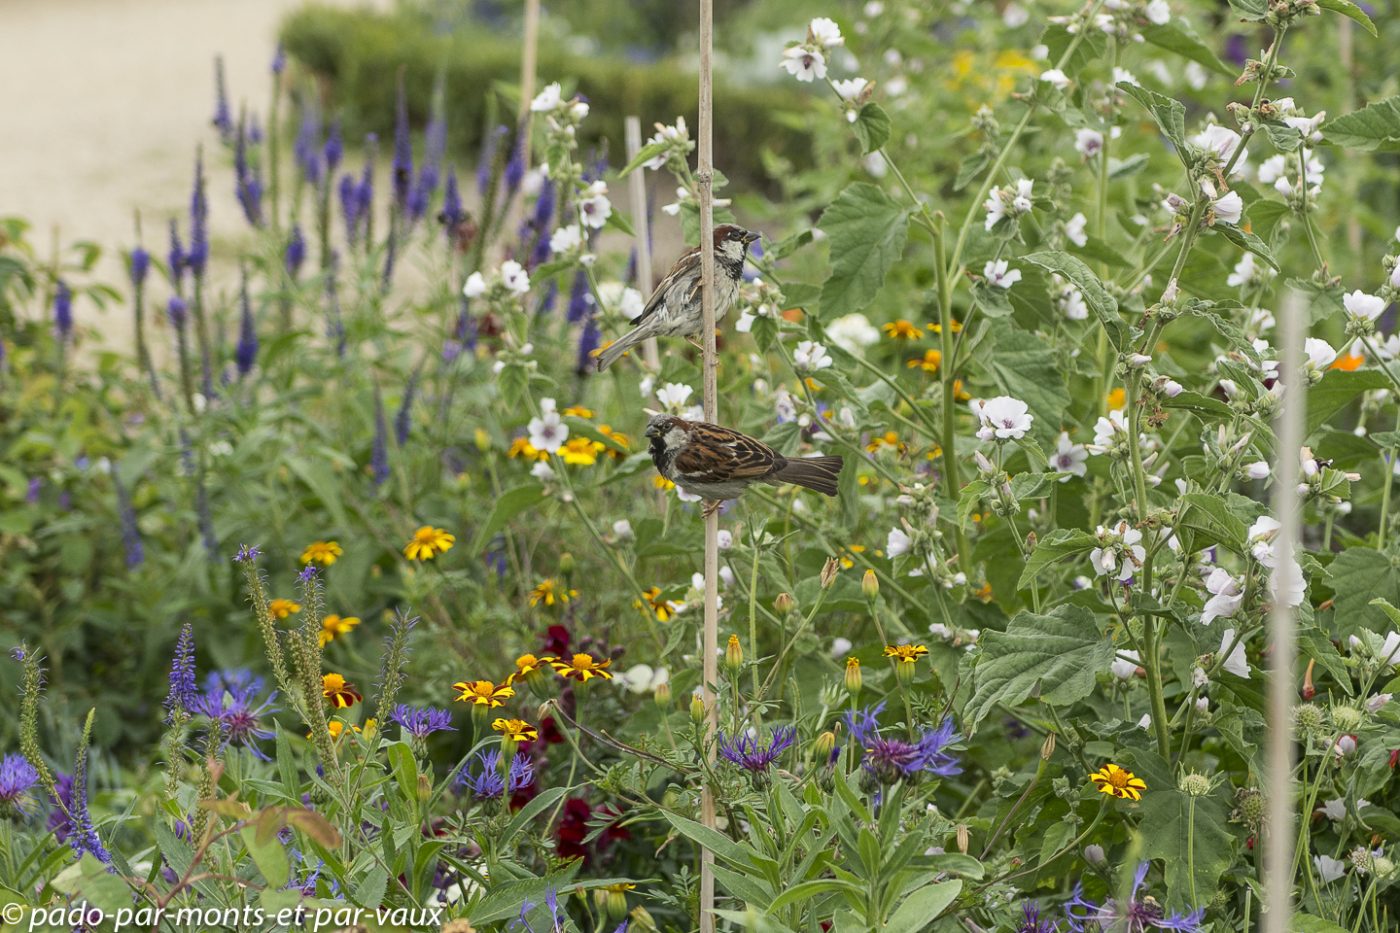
[594,224,759,371]
[645,413,844,511]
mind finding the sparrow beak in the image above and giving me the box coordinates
[742,230,760,245]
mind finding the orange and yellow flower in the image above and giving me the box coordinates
[510,653,557,682]
[838,545,867,569]
[907,349,942,374]
[404,526,455,561]
[559,436,606,466]
[653,476,676,491]
[529,578,577,607]
[550,653,613,682]
[321,718,376,740]
[1331,350,1365,372]
[597,425,630,457]
[453,679,516,707]
[492,718,539,742]
[865,431,907,454]
[1106,387,1126,411]
[883,319,922,340]
[1090,763,1147,801]
[319,614,361,646]
[508,437,549,461]
[269,598,302,620]
[636,586,678,622]
[561,405,594,418]
[883,644,929,665]
[322,673,362,709]
[300,540,343,566]
[927,319,963,335]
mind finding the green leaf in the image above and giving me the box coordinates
[1118,83,1187,151]
[1306,370,1390,435]
[954,150,991,191]
[470,484,547,554]
[1327,548,1400,633]
[1135,785,1235,910]
[50,854,134,915]
[386,741,418,802]
[618,139,667,177]
[604,208,636,238]
[712,864,776,909]
[1177,493,1249,553]
[966,605,1113,729]
[1212,223,1279,271]
[768,879,863,914]
[1142,22,1232,77]
[1323,95,1400,151]
[984,329,1071,445]
[817,182,911,316]
[1291,915,1351,933]
[851,103,891,154]
[1226,0,1267,19]
[663,811,759,870]
[242,826,291,887]
[1317,0,1378,36]
[884,881,961,933]
[501,786,569,843]
[1023,250,1125,349]
[1018,529,1099,589]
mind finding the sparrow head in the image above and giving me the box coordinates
[645,413,692,459]
[645,412,683,441]
[714,224,760,248]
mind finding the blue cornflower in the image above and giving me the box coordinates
[233,544,261,563]
[285,225,306,278]
[53,282,73,341]
[390,705,455,739]
[391,82,413,211]
[1065,863,1204,932]
[235,269,258,376]
[164,622,197,722]
[1018,901,1060,933]
[718,725,796,773]
[204,669,265,698]
[842,703,961,785]
[0,754,40,818]
[193,676,278,761]
[371,388,389,487]
[188,149,209,277]
[212,56,233,141]
[456,750,534,800]
[129,247,150,288]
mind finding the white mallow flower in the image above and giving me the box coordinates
[612,519,633,540]
[1391,263,1400,290]
[1051,432,1089,480]
[1111,649,1140,680]
[832,77,869,101]
[826,313,880,352]
[620,664,669,694]
[774,387,797,422]
[808,16,844,49]
[1075,128,1104,159]
[1059,280,1088,320]
[793,340,834,371]
[886,527,912,559]
[463,272,487,298]
[1065,212,1088,248]
[1039,68,1070,90]
[1285,110,1327,143]
[619,287,644,321]
[1011,178,1034,214]
[1343,290,1386,323]
[1303,338,1337,377]
[781,45,827,82]
[1247,515,1280,567]
[550,225,583,255]
[1244,461,1270,480]
[1090,521,1146,581]
[1314,856,1347,885]
[1226,252,1273,288]
[970,396,1034,441]
[1112,66,1139,87]
[577,181,612,229]
[1379,631,1400,667]
[500,261,530,295]
[1319,797,1370,822]
[983,259,1022,290]
[1088,409,1128,455]
[1220,629,1250,678]
[1145,0,1171,24]
[1212,190,1243,226]
[1201,568,1244,625]
[831,637,853,659]
[1192,124,1248,174]
[527,401,568,453]
[530,82,563,113]
[1270,554,1306,608]
[656,382,694,412]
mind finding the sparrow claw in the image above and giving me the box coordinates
[701,499,723,520]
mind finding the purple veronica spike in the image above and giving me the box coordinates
[577,314,601,375]
[212,56,233,141]
[565,269,591,323]
[167,296,188,330]
[371,388,389,487]
[325,251,345,357]
[356,138,376,237]
[503,133,525,195]
[188,149,209,276]
[394,370,418,446]
[271,44,286,76]
[382,227,399,289]
[113,472,144,569]
[538,279,558,315]
[285,225,306,278]
[324,120,344,175]
[440,168,464,237]
[476,125,507,195]
[0,754,40,818]
[235,270,258,376]
[129,247,151,288]
[389,705,455,738]
[164,622,197,722]
[67,756,111,864]
[718,725,796,772]
[168,220,185,286]
[53,282,73,340]
[297,564,317,583]
[338,174,360,246]
[235,123,264,227]
[295,99,322,187]
[392,81,413,211]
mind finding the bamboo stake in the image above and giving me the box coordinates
[624,116,661,370]
[519,0,541,126]
[1263,289,1305,933]
[696,0,719,930]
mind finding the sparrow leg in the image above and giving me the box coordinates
[701,499,723,519]
[686,335,704,352]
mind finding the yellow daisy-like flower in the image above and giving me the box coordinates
[1106,387,1126,411]
[508,437,548,461]
[404,526,455,561]
[452,679,516,707]
[907,349,943,374]
[927,319,963,334]
[550,653,613,682]
[603,883,637,894]
[269,598,302,620]
[652,475,676,491]
[300,540,343,566]
[838,545,867,569]
[320,718,376,740]
[318,614,361,647]
[597,425,630,457]
[511,653,557,680]
[883,644,929,664]
[529,578,577,607]
[635,586,678,622]
[559,436,605,466]
[492,718,539,742]
[322,673,363,709]
[952,379,971,402]
[883,319,922,340]
[1090,763,1147,801]
[561,405,594,418]
[865,431,907,454]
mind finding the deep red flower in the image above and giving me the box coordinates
[542,624,571,656]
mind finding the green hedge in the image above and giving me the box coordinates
[279,5,815,189]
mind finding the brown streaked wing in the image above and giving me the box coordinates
[632,246,700,325]
[674,423,779,483]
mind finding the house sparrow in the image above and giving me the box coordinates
[645,413,844,513]
[594,224,759,371]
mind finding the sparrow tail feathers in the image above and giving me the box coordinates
[773,455,844,496]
